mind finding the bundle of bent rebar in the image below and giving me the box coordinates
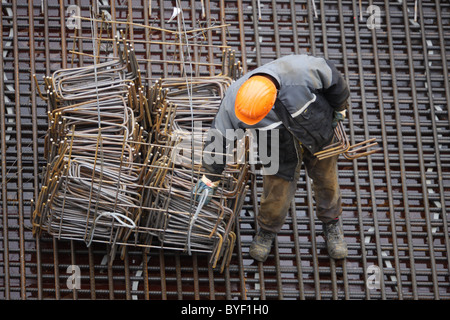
[138,73,249,269]
[32,42,147,256]
[32,33,248,269]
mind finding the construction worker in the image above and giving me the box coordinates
[193,54,350,262]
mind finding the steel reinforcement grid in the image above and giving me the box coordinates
[0,0,449,300]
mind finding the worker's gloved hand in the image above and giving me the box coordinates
[192,175,220,205]
[332,110,346,128]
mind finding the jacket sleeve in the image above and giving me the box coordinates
[202,123,228,182]
[201,107,235,181]
[321,59,350,111]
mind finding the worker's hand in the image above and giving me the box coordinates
[192,175,220,205]
[332,110,346,128]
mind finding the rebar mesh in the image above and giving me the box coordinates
[0,0,449,300]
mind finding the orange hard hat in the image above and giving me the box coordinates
[235,75,278,125]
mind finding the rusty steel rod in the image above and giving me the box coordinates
[314,121,381,161]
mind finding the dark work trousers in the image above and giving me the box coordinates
[257,139,342,233]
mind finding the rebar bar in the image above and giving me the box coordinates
[314,121,381,160]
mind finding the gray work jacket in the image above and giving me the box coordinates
[203,54,350,180]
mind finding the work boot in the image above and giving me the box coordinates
[249,229,276,262]
[323,219,348,259]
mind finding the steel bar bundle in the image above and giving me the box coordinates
[32,43,149,259]
[32,24,247,268]
[138,68,250,270]
[314,121,382,160]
